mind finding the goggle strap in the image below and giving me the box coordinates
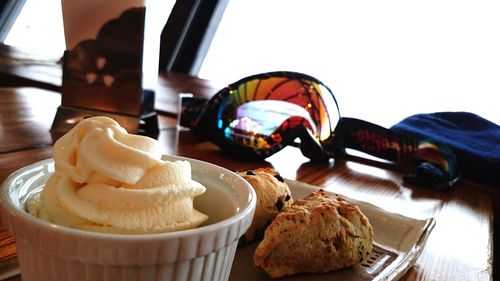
[335,117,458,188]
[178,95,209,129]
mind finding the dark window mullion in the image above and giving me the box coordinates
[159,0,229,74]
[0,0,27,42]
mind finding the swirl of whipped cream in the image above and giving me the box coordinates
[37,116,208,233]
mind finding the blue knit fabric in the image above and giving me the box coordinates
[391,112,500,187]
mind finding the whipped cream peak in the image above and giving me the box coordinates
[53,116,163,185]
[32,116,208,233]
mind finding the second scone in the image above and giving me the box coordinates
[238,168,293,243]
[253,189,374,278]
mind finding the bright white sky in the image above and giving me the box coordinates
[200,0,500,126]
[5,0,65,57]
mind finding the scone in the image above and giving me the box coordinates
[253,189,374,278]
[238,168,293,243]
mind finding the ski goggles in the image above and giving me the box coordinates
[179,71,459,189]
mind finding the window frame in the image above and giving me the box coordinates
[0,0,27,42]
[159,0,229,75]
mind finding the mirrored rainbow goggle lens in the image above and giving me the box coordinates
[212,75,340,151]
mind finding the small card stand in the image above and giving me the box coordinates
[51,6,159,140]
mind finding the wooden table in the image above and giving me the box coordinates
[0,85,497,281]
[0,44,498,280]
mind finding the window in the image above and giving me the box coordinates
[198,0,500,126]
[4,1,499,127]
[4,0,65,57]
[3,0,223,73]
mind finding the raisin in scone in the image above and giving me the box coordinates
[238,168,293,243]
[253,189,374,278]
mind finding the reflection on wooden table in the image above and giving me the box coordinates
[0,46,497,280]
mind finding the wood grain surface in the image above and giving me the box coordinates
[0,84,497,281]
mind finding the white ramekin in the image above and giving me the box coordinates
[0,155,256,281]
